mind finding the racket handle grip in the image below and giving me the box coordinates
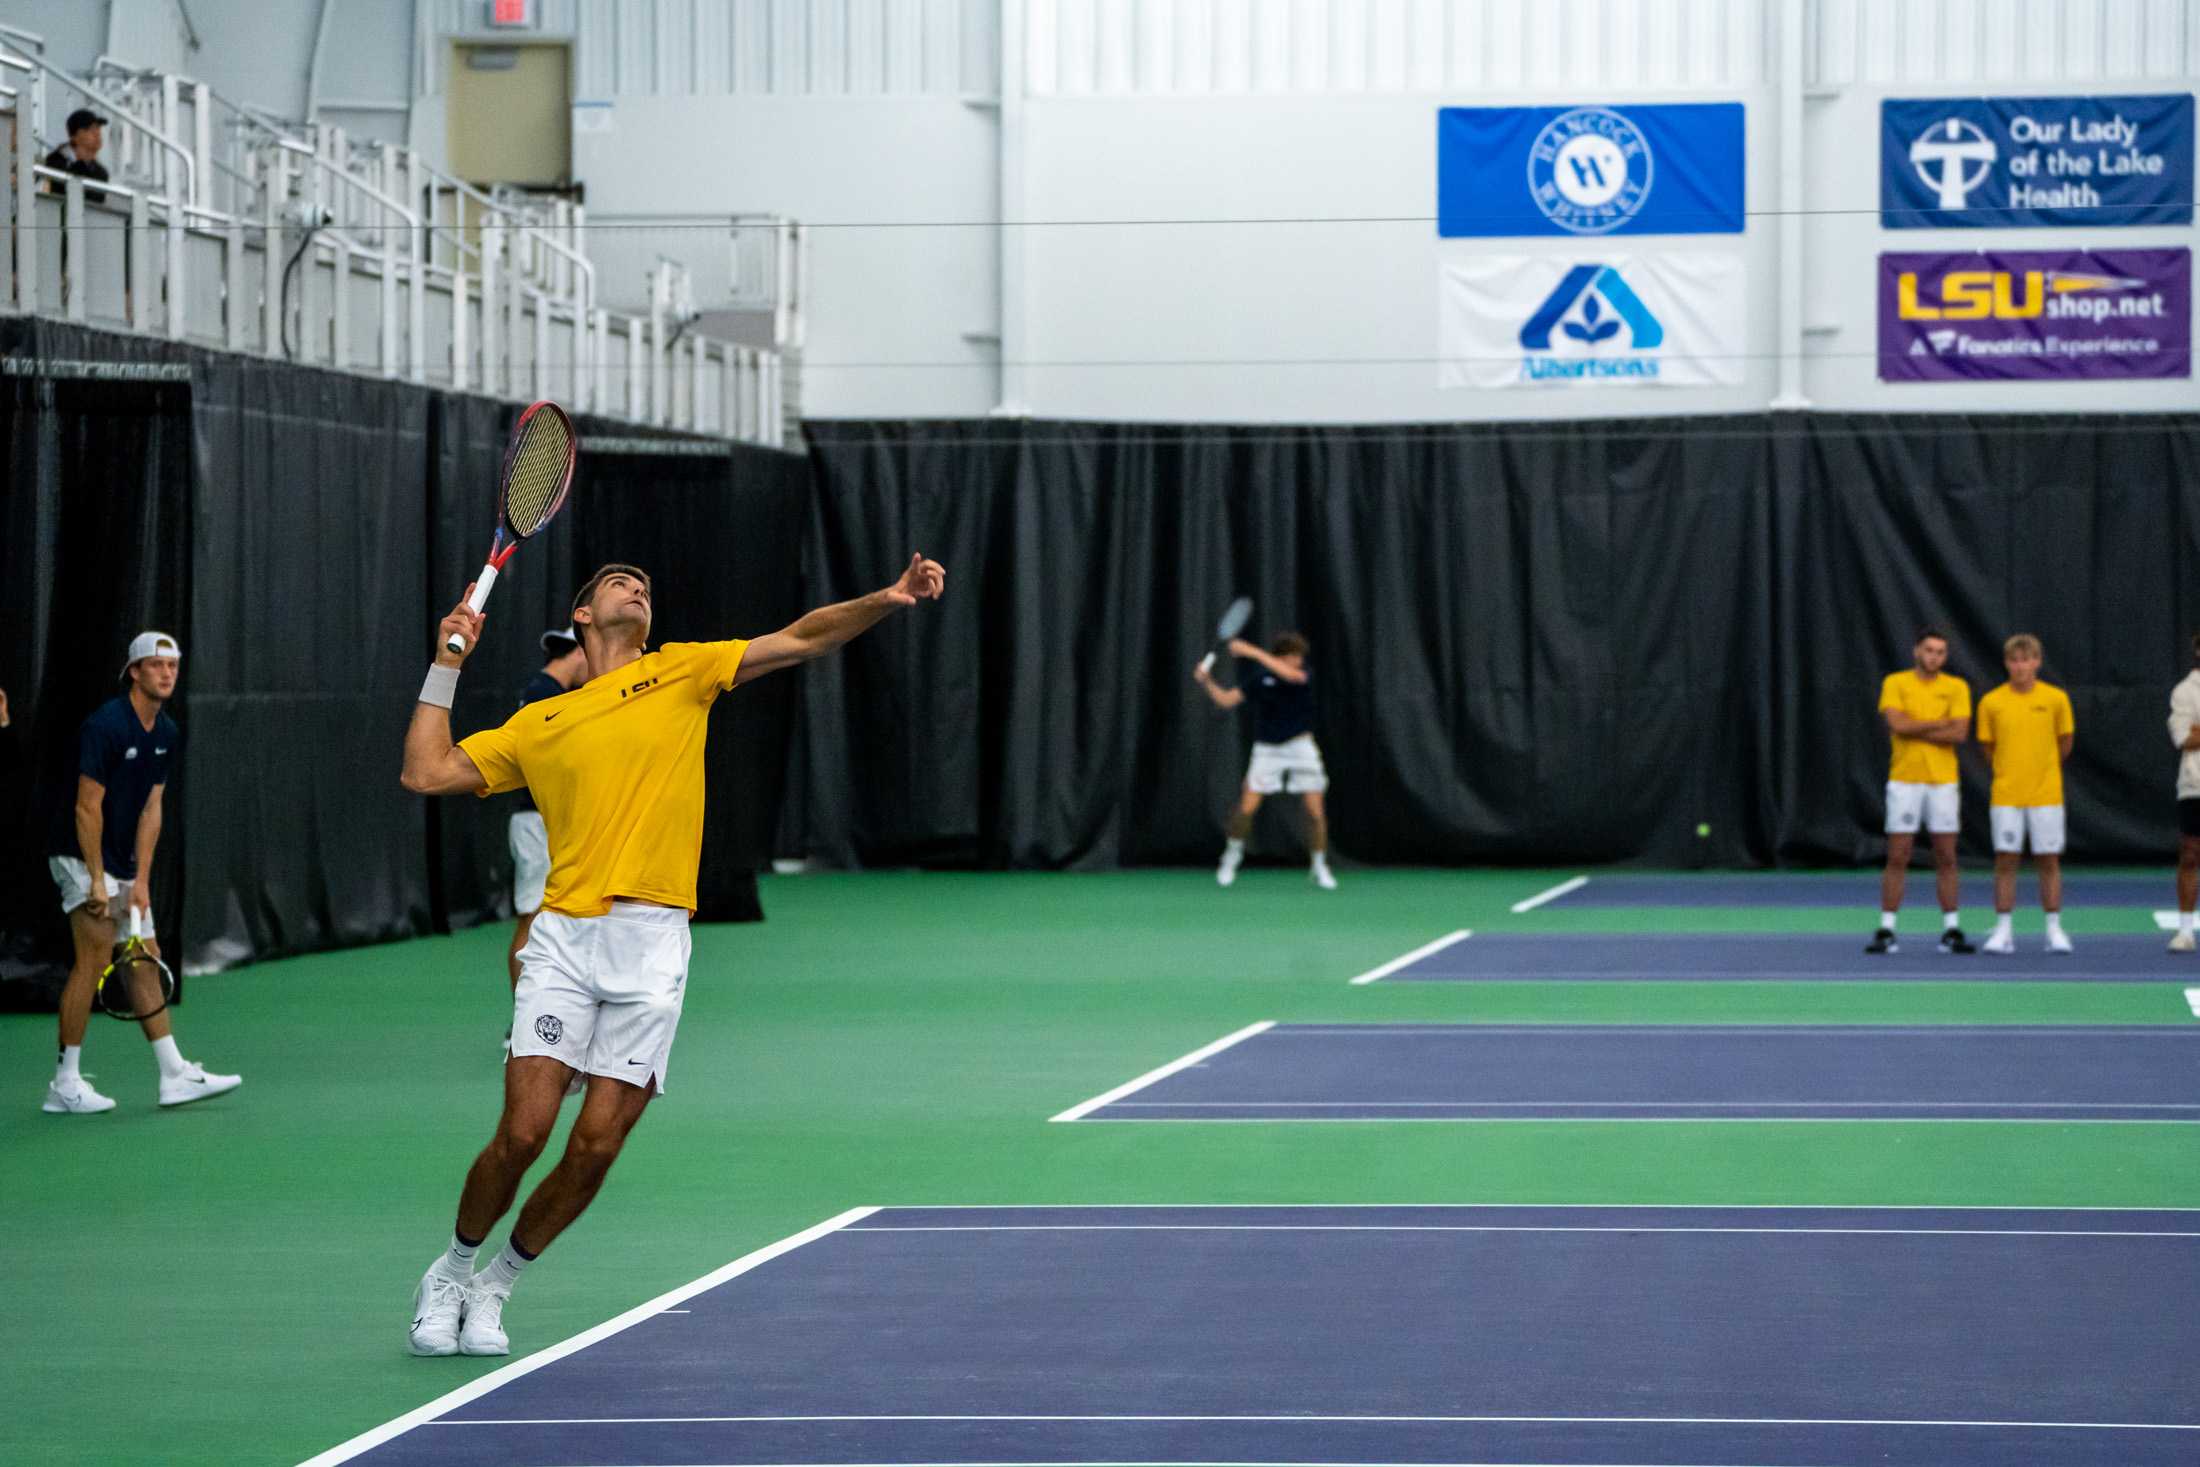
[128,907,144,941]
[444,563,500,654]
[1198,652,1217,674]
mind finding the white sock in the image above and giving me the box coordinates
[2181,910,2195,937]
[480,1238,535,1294]
[2045,911,2065,938]
[1942,910,1961,931]
[1878,911,1897,932]
[1992,913,2014,938]
[440,1232,482,1279]
[1222,838,1245,861]
[151,1034,186,1078]
[56,1045,82,1083]
[1311,851,1330,870]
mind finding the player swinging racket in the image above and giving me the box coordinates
[398,553,946,1358]
[1195,631,1336,890]
[1868,626,1972,956]
[41,632,241,1113]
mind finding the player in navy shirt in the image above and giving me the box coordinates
[1193,630,1337,889]
[506,628,589,993]
[41,631,240,1113]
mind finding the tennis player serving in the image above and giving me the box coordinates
[398,552,944,1357]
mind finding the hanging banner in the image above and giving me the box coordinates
[1878,248,2191,382]
[1440,253,1746,389]
[1437,103,1747,237]
[1882,94,2194,228]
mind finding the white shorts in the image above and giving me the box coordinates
[508,811,550,916]
[1991,804,2066,856]
[47,856,154,938]
[1246,734,1329,795]
[509,902,691,1094]
[1885,781,1961,836]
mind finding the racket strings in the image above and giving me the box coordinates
[504,415,574,535]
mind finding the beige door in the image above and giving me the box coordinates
[446,42,570,187]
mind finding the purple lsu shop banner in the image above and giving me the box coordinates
[1879,248,2190,382]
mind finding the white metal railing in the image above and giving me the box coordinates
[0,50,785,446]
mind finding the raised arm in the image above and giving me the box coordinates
[1193,662,1244,710]
[1229,638,1308,684]
[733,553,946,687]
[400,592,490,796]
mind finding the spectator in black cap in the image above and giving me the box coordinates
[44,108,110,203]
[504,627,588,999]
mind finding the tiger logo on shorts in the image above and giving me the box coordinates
[534,1014,563,1045]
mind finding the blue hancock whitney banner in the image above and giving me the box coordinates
[1438,103,1746,237]
[1882,93,2194,228]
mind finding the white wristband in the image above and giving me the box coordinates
[419,663,460,709]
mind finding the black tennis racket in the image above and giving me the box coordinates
[1198,596,1254,674]
[97,909,174,1022]
[445,401,578,655]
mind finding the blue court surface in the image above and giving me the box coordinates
[1060,1022,2200,1122]
[310,1204,2198,1467]
[1520,872,2167,910]
[1362,930,2190,982]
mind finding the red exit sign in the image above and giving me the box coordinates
[488,0,535,26]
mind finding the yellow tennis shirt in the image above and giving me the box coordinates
[458,640,748,916]
[1878,669,1970,784]
[1976,680,2074,808]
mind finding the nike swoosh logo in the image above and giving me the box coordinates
[627,1058,646,1065]
[411,1316,426,1329]
[544,711,562,722]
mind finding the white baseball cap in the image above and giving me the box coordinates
[121,630,182,677]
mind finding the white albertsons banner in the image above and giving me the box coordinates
[1440,253,1746,388]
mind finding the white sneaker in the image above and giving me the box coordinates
[158,1062,242,1107]
[1981,931,2015,955]
[1216,856,1241,888]
[42,1076,117,1114]
[459,1282,511,1356]
[1311,862,1337,891]
[408,1266,469,1356]
[2170,929,2196,953]
[2046,929,2074,955]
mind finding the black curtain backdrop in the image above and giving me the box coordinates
[2,321,805,983]
[801,415,2200,871]
[0,322,193,1000]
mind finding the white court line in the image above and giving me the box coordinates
[842,1223,2200,1238]
[1103,1100,2200,1110]
[2186,987,2200,1017]
[1067,1115,2200,1125]
[293,1206,879,1467]
[1048,1022,1274,1123]
[876,1201,2200,1212]
[1345,930,1471,985]
[1510,875,1589,913]
[427,1411,2200,1432]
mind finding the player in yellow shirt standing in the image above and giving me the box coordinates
[1869,627,1974,955]
[397,553,945,1358]
[1974,633,2077,955]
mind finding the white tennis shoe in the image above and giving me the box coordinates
[460,1281,511,1356]
[2045,929,2074,955]
[1981,930,2015,955]
[2170,929,2196,953]
[42,1076,117,1114]
[159,1062,242,1107]
[1215,853,1241,888]
[1311,860,1338,891]
[408,1266,469,1356]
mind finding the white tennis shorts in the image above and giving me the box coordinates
[1246,734,1328,795]
[47,856,154,937]
[1885,781,1960,836]
[508,810,550,916]
[509,901,690,1094]
[1991,804,2066,856]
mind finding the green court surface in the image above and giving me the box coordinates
[3,868,2196,1466]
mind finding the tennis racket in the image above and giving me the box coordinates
[97,908,175,1022]
[1197,596,1254,674]
[445,401,578,656]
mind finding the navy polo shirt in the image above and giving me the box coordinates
[49,695,180,880]
[1248,668,1315,745]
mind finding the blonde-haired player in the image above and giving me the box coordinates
[398,553,944,1358]
[1975,633,2076,954]
[1869,626,1972,955]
